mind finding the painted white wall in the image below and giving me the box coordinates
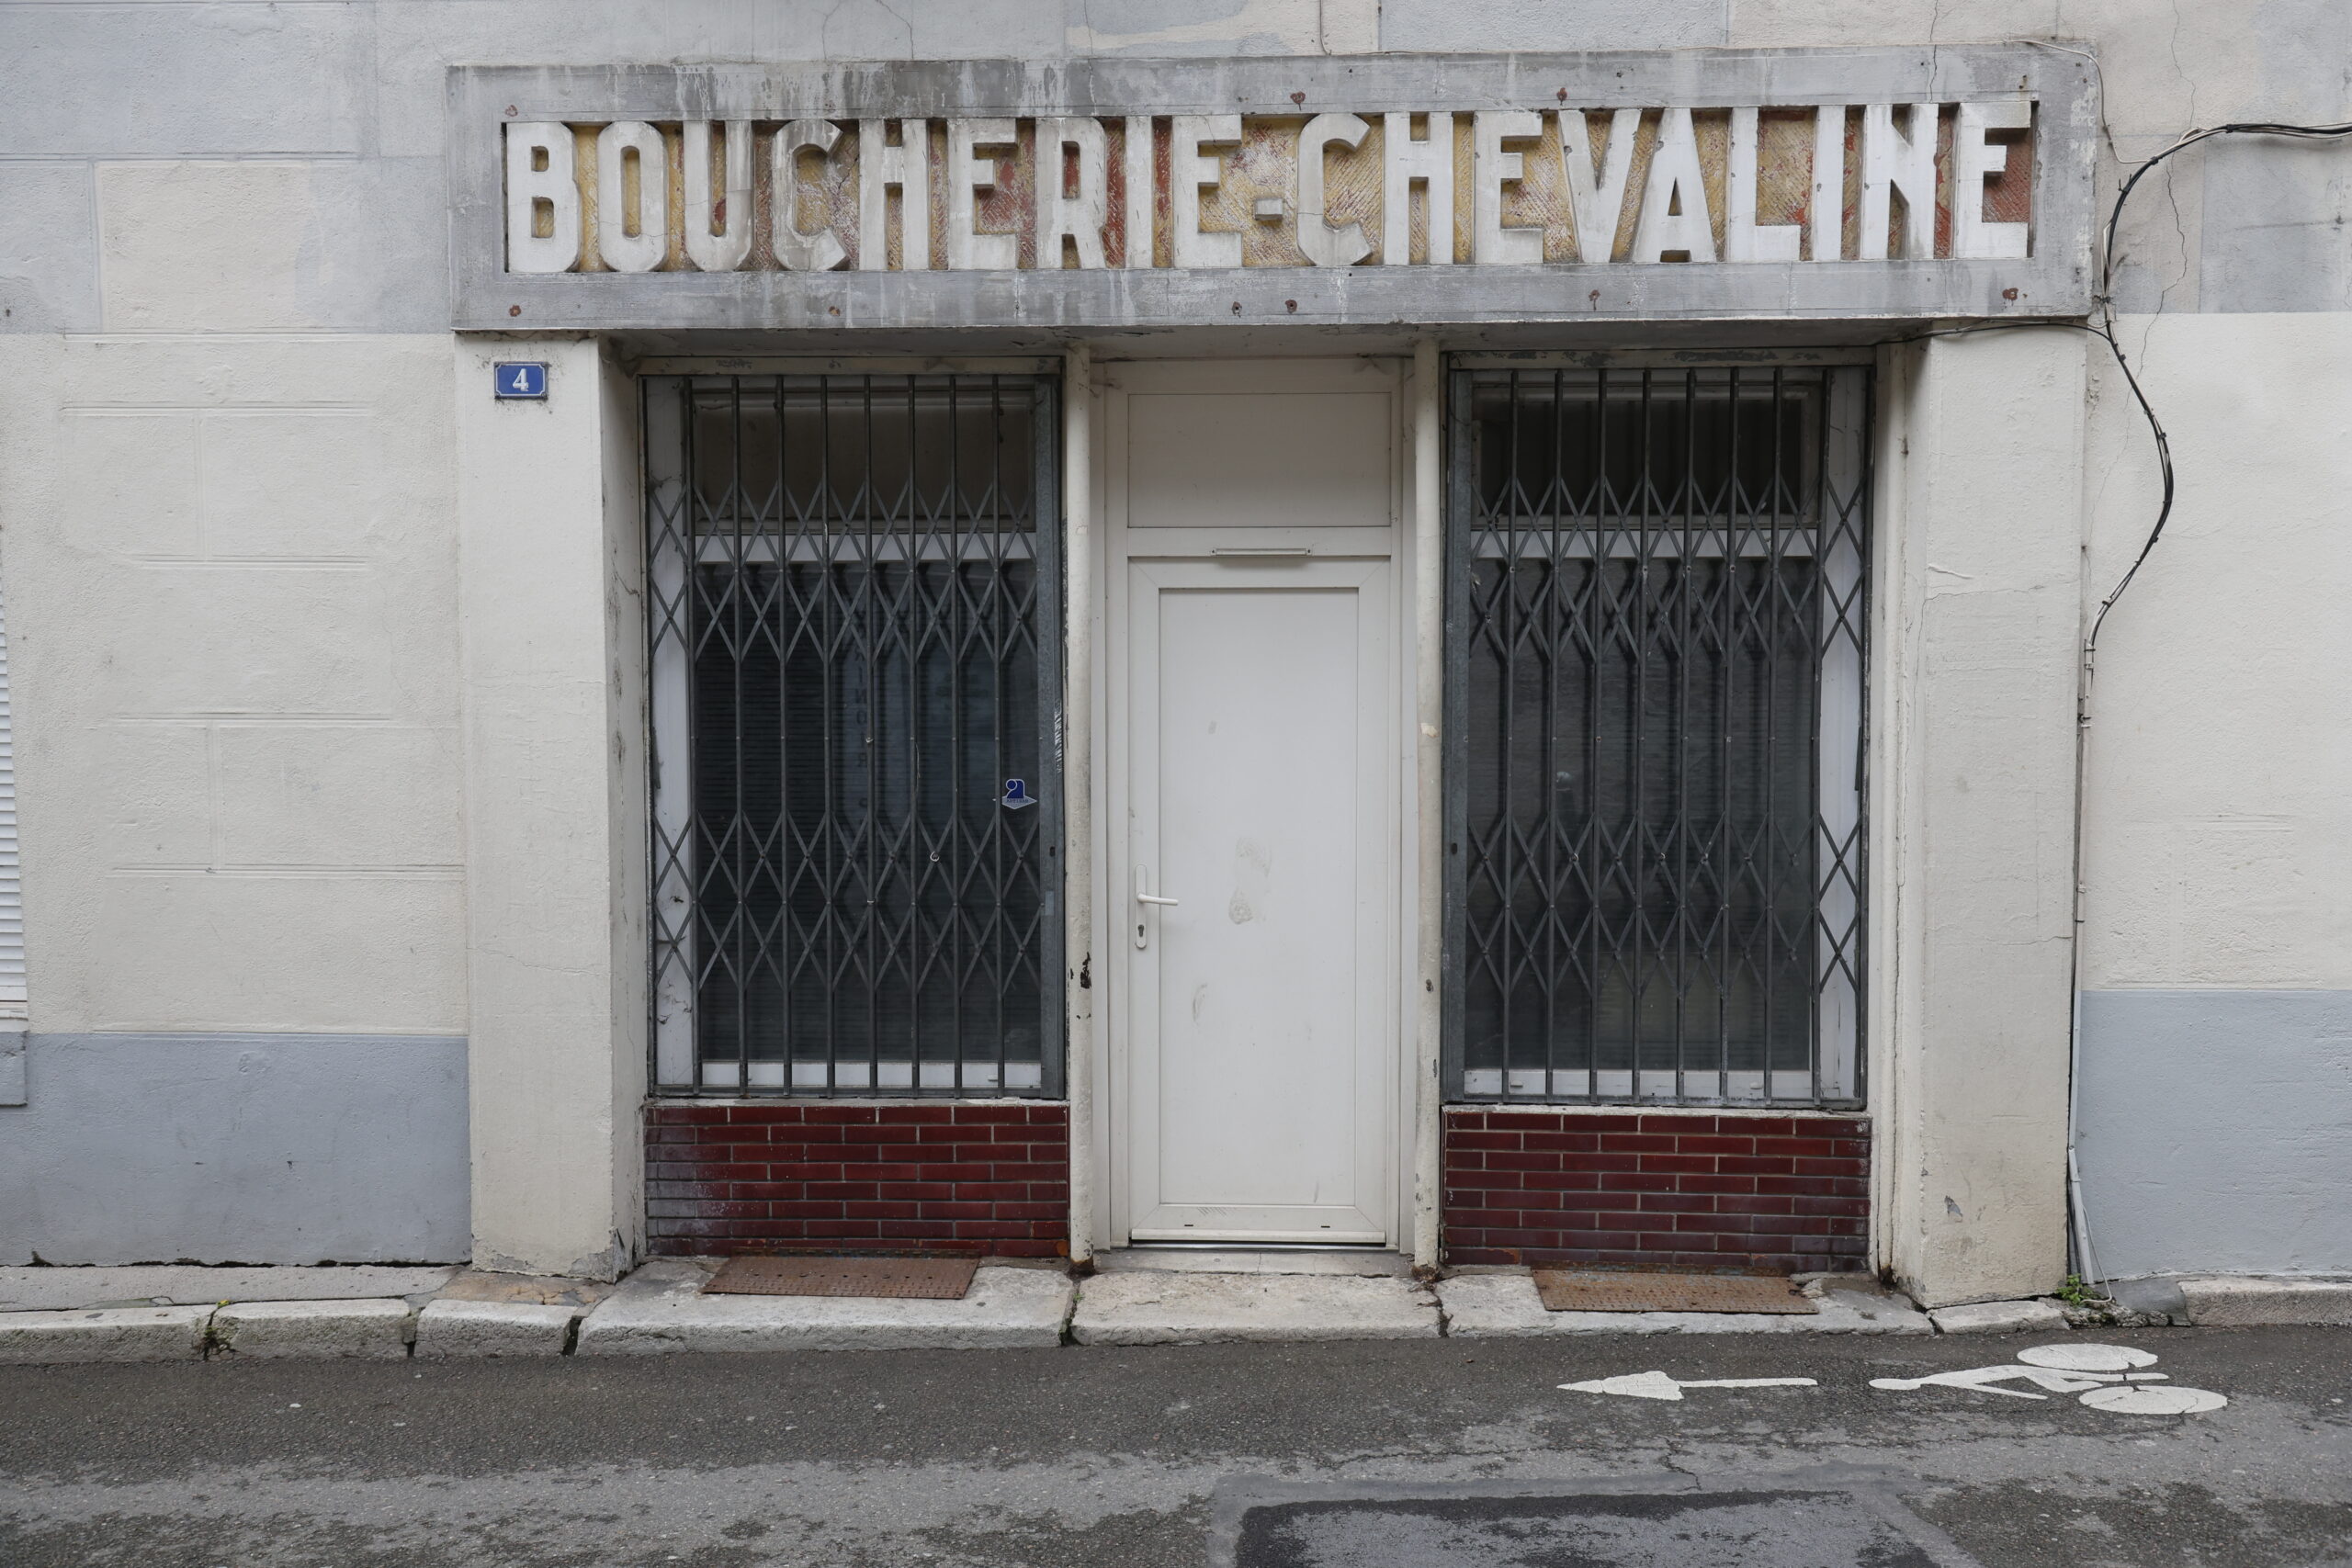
[455,336,647,1280]
[1871,329,2087,1308]
[0,333,464,1035]
[2077,313,2352,991]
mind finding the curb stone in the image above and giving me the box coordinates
[2179,1277,2352,1326]
[1436,1274,1931,1336]
[214,1298,413,1359]
[415,1298,581,1357]
[1928,1299,2069,1335]
[0,1304,215,1365]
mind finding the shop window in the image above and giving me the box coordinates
[643,375,1063,1097]
[1445,366,1871,1107]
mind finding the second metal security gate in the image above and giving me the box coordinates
[644,373,1062,1098]
[1443,364,1871,1109]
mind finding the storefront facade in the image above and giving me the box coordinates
[2,2,2345,1306]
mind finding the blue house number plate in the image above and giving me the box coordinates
[494,362,548,399]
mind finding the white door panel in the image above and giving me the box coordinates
[1106,358,1404,1247]
[1125,392,1394,528]
[1123,558,1395,1243]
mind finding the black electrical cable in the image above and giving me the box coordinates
[1919,116,2352,646]
[2084,119,2352,639]
[1906,113,2352,1290]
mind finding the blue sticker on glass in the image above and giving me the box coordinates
[1001,778,1035,809]
[493,362,548,399]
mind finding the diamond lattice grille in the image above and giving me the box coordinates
[644,375,1063,1097]
[1444,366,1871,1108]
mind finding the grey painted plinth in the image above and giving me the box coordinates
[1436,1275,1930,1337]
[1070,1270,1440,1345]
[0,1032,470,1267]
[214,1298,413,1359]
[575,1260,1075,1353]
[0,1304,213,1365]
[414,1299,580,1357]
[2075,990,2352,1279]
[2180,1277,2352,1326]
[1928,1299,2070,1335]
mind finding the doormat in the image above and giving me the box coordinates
[1532,1269,1816,1315]
[701,1256,978,1301]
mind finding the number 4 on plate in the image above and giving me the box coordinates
[493,362,548,400]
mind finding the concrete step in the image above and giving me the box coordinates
[1093,1247,1411,1277]
[574,1259,1075,1354]
[1070,1269,1441,1345]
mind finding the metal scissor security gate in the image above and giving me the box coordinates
[1444,365,1871,1108]
[644,375,1062,1097]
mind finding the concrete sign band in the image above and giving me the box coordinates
[449,46,2098,331]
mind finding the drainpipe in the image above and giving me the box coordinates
[1062,342,1096,1266]
[1411,339,1444,1272]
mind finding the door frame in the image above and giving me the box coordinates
[1091,356,1419,1249]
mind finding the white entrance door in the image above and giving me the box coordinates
[1107,360,1400,1245]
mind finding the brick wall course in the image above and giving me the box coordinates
[644,1102,1070,1258]
[1442,1109,1870,1273]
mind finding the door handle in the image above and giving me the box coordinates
[1134,867,1178,948]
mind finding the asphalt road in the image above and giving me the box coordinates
[3,1326,2347,1566]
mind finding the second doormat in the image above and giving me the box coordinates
[1532,1269,1816,1315]
[702,1256,978,1301]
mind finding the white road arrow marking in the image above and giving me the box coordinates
[1558,1371,1819,1402]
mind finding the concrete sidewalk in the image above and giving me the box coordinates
[4,1258,2346,1364]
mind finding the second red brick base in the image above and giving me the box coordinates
[1442,1107,1870,1273]
[643,1102,1869,1274]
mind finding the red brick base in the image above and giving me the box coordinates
[644,1102,1069,1258]
[1442,1108,1869,1274]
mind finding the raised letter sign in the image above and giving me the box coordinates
[503,123,579,274]
[682,120,754,273]
[456,48,2098,329]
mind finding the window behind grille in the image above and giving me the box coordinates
[1443,366,1871,1107]
[644,375,1062,1097]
